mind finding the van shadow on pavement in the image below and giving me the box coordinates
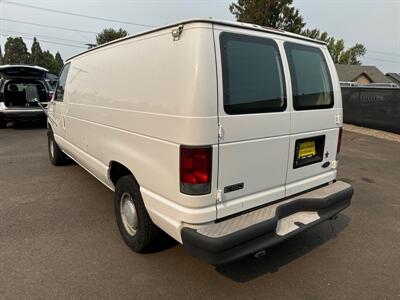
[215,214,350,282]
[143,232,179,253]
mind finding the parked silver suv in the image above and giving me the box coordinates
[0,65,54,127]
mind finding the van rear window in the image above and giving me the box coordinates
[284,43,334,110]
[220,33,286,115]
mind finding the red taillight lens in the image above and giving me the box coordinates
[48,91,54,101]
[337,127,343,156]
[180,146,212,195]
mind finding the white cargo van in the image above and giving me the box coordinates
[47,19,353,264]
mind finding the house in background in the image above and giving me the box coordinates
[386,73,400,86]
[335,64,393,84]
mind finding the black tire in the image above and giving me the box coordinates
[115,175,160,252]
[48,130,70,165]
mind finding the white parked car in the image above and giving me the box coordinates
[47,19,353,265]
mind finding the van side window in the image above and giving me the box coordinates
[284,43,334,110]
[220,32,286,115]
[54,63,70,102]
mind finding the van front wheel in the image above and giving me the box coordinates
[115,175,159,252]
[48,131,69,165]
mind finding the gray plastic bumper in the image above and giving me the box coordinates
[181,181,353,265]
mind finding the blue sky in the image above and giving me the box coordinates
[0,0,399,72]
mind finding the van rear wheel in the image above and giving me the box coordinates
[48,130,69,165]
[115,175,159,252]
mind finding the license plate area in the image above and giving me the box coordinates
[293,135,325,169]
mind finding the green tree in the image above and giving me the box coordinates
[229,0,366,65]
[2,36,64,73]
[302,29,367,65]
[30,37,43,66]
[3,37,30,64]
[40,50,55,73]
[229,0,305,33]
[52,52,64,74]
[338,43,366,65]
[96,28,128,45]
[31,39,64,74]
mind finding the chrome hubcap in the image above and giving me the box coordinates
[120,192,138,236]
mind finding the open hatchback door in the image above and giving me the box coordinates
[0,65,47,80]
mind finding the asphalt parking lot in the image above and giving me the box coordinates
[0,125,399,299]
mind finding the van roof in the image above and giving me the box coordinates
[67,18,326,62]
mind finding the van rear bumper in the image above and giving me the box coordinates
[181,181,353,265]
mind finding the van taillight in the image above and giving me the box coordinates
[180,146,212,195]
[337,127,343,156]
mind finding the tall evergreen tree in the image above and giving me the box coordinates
[53,52,64,75]
[2,36,64,73]
[40,50,55,73]
[30,37,43,66]
[3,37,30,64]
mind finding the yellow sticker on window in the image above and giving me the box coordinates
[298,141,316,159]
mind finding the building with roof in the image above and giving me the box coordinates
[386,73,400,86]
[335,64,393,84]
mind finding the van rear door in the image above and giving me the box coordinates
[283,42,341,196]
[214,29,291,219]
